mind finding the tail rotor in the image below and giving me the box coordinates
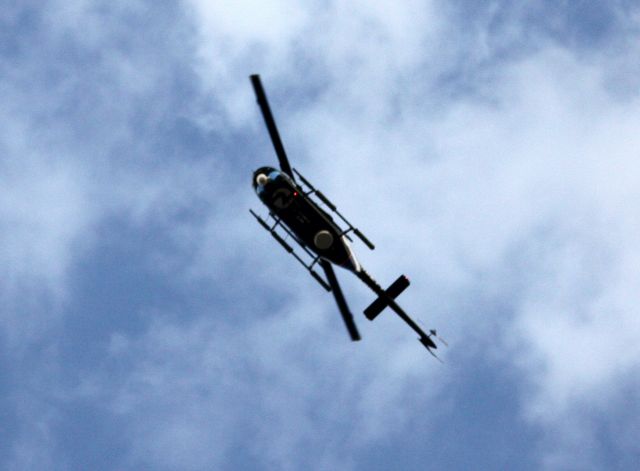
[417,323,448,362]
[429,329,448,347]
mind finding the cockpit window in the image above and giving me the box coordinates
[254,168,283,197]
[268,170,281,181]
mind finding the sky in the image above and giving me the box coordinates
[2,1,640,470]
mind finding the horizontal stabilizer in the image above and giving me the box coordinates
[364,275,410,320]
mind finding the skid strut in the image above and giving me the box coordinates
[292,168,375,250]
[250,209,331,291]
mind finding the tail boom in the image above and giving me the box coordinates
[357,269,438,354]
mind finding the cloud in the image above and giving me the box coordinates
[3,1,640,470]
[0,2,231,467]
[73,300,441,471]
[98,3,640,469]
[429,48,640,469]
[0,156,92,346]
[0,0,214,340]
[214,24,640,471]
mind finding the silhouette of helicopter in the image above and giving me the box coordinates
[249,74,445,359]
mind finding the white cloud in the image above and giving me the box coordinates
[0,107,94,348]
[82,300,441,471]
[158,3,640,468]
[0,0,219,345]
[4,1,640,470]
[246,45,640,471]
[435,50,640,467]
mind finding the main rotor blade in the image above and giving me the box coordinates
[250,74,294,179]
[320,259,361,342]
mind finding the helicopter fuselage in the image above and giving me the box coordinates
[252,166,360,272]
[248,74,442,357]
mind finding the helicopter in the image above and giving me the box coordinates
[248,74,445,359]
